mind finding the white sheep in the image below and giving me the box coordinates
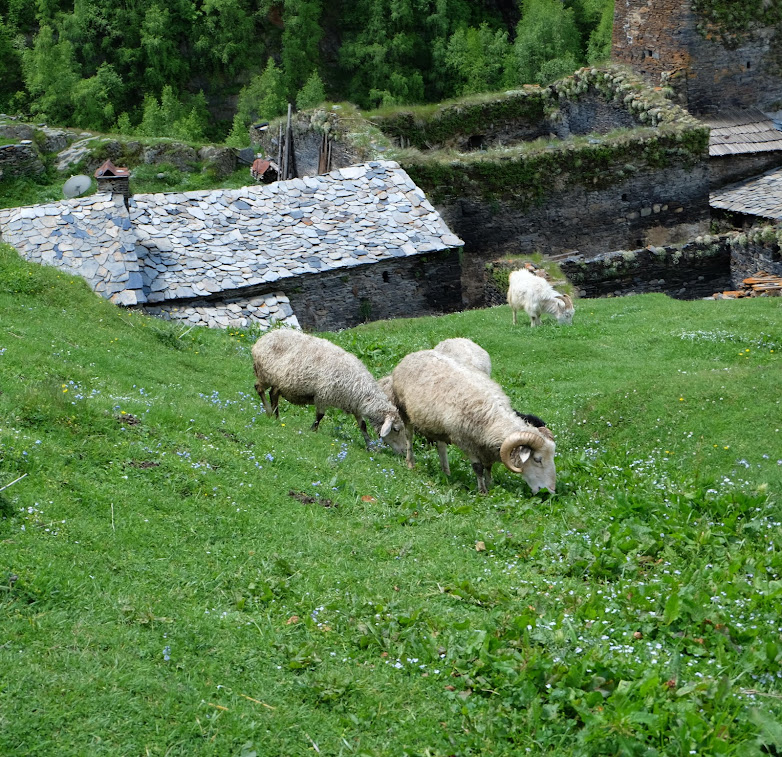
[378,338,490,466]
[391,349,556,494]
[507,268,574,327]
[251,328,406,452]
[432,337,492,376]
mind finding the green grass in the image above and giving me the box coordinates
[1,243,782,756]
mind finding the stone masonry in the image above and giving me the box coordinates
[612,0,782,114]
[0,161,464,330]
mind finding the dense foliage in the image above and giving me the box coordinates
[0,0,613,140]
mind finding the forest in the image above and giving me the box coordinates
[0,0,613,142]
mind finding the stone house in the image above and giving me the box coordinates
[0,161,464,331]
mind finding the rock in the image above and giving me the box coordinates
[143,142,199,172]
[198,145,237,178]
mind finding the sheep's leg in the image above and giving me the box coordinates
[512,309,517,326]
[484,464,493,491]
[255,381,274,416]
[269,388,281,418]
[437,442,451,476]
[404,425,416,469]
[471,462,488,494]
[356,415,372,449]
[311,411,325,431]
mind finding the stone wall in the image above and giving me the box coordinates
[143,292,301,330]
[0,143,45,179]
[142,249,462,332]
[444,161,710,307]
[558,240,732,299]
[729,231,782,285]
[277,249,462,331]
[552,94,641,138]
[709,152,782,190]
[612,0,782,114]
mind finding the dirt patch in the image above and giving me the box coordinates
[288,490,337,508]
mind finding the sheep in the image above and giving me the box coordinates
[378,338,490,467]
[251,328,406,452]
[390,349,556,494]
[432,337,492,376]
[380,338,553,472]
[507,268,574,327]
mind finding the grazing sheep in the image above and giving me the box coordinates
[433,337,492,376]
[391,349,556,494]
[251,329,406,452]
[378,338,490,465]
[507,268,574,327]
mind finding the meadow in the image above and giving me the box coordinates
[1,242,781,756]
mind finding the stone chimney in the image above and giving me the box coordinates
[94,159,130,200]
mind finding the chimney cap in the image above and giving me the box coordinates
[94,159,130,178]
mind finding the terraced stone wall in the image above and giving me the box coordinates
[558,240,731,299]
[0,143,45,179]
[729,227,782,286]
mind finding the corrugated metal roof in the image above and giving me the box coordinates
[704,108,782,157]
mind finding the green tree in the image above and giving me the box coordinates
[71,62,123,131]
[114,111,133,135]
[509,0,582,86]
[21,24,80,123]
[0,18,24,110]
[586,0,614,63]
[296,71,326,110]
[235,58,288,127]
[224,112,250,147]
[445,23,512,96]
[137,86,208,140]
[281,0,323,96]
[140,2,194,91]
[195,0,260,76]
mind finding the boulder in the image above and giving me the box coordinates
[198,145,237,177]
[142,143,198,172]
[0,124,35,141]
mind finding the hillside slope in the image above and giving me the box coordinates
[1,244,781,755]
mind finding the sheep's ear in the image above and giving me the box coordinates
[380,415,393,437]
[516,447,532,464]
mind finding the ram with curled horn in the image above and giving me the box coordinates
[390,350,557,494]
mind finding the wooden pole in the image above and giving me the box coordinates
[276,123,283,180]
[282,103,293,180]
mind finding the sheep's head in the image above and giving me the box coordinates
[374,411,406,455]
[375,377,407,455]
[555,294,574,325]
[500,431,556,494]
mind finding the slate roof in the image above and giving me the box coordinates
[0,193,144,305]
[710,167,782,221]
[0,160,464,308]
[705,108,782,157]
[131,160,463,304]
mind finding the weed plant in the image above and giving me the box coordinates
[1,244,781,755]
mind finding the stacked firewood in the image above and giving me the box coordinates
[713,272,782,298]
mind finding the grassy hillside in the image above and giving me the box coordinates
[1,243,781,756]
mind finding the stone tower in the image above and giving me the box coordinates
[612,0,782,115]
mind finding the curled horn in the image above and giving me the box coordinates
[537,426,555,441]
[560,293,573,311]
[500,431,547,473]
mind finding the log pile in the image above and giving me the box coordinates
[713,272,782,299]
